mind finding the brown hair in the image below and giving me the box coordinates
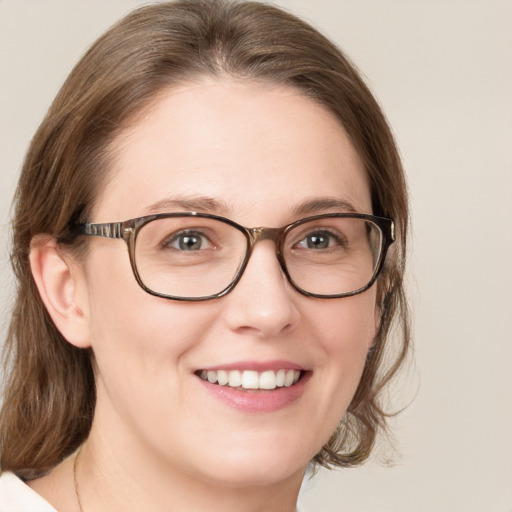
[0,0,409,478]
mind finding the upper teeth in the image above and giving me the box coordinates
[199,369,301,390]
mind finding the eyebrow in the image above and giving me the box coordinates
[290,197,359,216]
[144,195,231,215]
[144,195,359,218]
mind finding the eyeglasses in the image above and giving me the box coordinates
[72,212,394,301]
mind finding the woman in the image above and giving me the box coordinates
[0,1,409,511]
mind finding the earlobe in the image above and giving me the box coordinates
[29,236,91,348]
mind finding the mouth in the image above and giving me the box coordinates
[195,369,304,391]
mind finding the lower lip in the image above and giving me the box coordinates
[196,372,311,413]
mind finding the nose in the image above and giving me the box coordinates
[222,241,300,338]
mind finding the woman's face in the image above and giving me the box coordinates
[76,80,378,488]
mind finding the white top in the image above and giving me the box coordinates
[0,472,56,511]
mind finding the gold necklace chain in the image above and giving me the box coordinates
[73,450,85,512]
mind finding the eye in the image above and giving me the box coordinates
[296,230,346,250]
[164,230,213,251]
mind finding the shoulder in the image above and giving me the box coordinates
[0,472,56,512]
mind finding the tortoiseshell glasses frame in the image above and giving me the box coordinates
[70,212,395,301]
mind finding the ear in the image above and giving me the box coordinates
[30,236,91,348]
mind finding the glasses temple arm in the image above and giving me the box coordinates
[79,222,124,239]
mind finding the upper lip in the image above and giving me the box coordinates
[196,360,307,372]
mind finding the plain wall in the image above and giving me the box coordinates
[1,1,511,511]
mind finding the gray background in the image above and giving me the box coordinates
[1,1,511,511]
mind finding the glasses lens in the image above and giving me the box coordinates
[134,216,247,299]
[283,217,383,296]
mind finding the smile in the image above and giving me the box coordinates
[197,369,302,390]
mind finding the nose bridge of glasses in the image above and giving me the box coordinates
[241,226,288,288]
[247,226,283,247]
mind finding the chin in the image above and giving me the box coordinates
[200,460,305,490]
[188,434,311,489]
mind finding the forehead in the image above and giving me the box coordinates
[95,79,371,223]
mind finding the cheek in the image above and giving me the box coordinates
[84,244,209,343]
[82,250,219,388]
[85,280,224,452]
[88,292,216,369]
[307,291,377,435]
[315,289,377,358]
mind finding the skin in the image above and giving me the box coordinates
[29,79,378,512]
